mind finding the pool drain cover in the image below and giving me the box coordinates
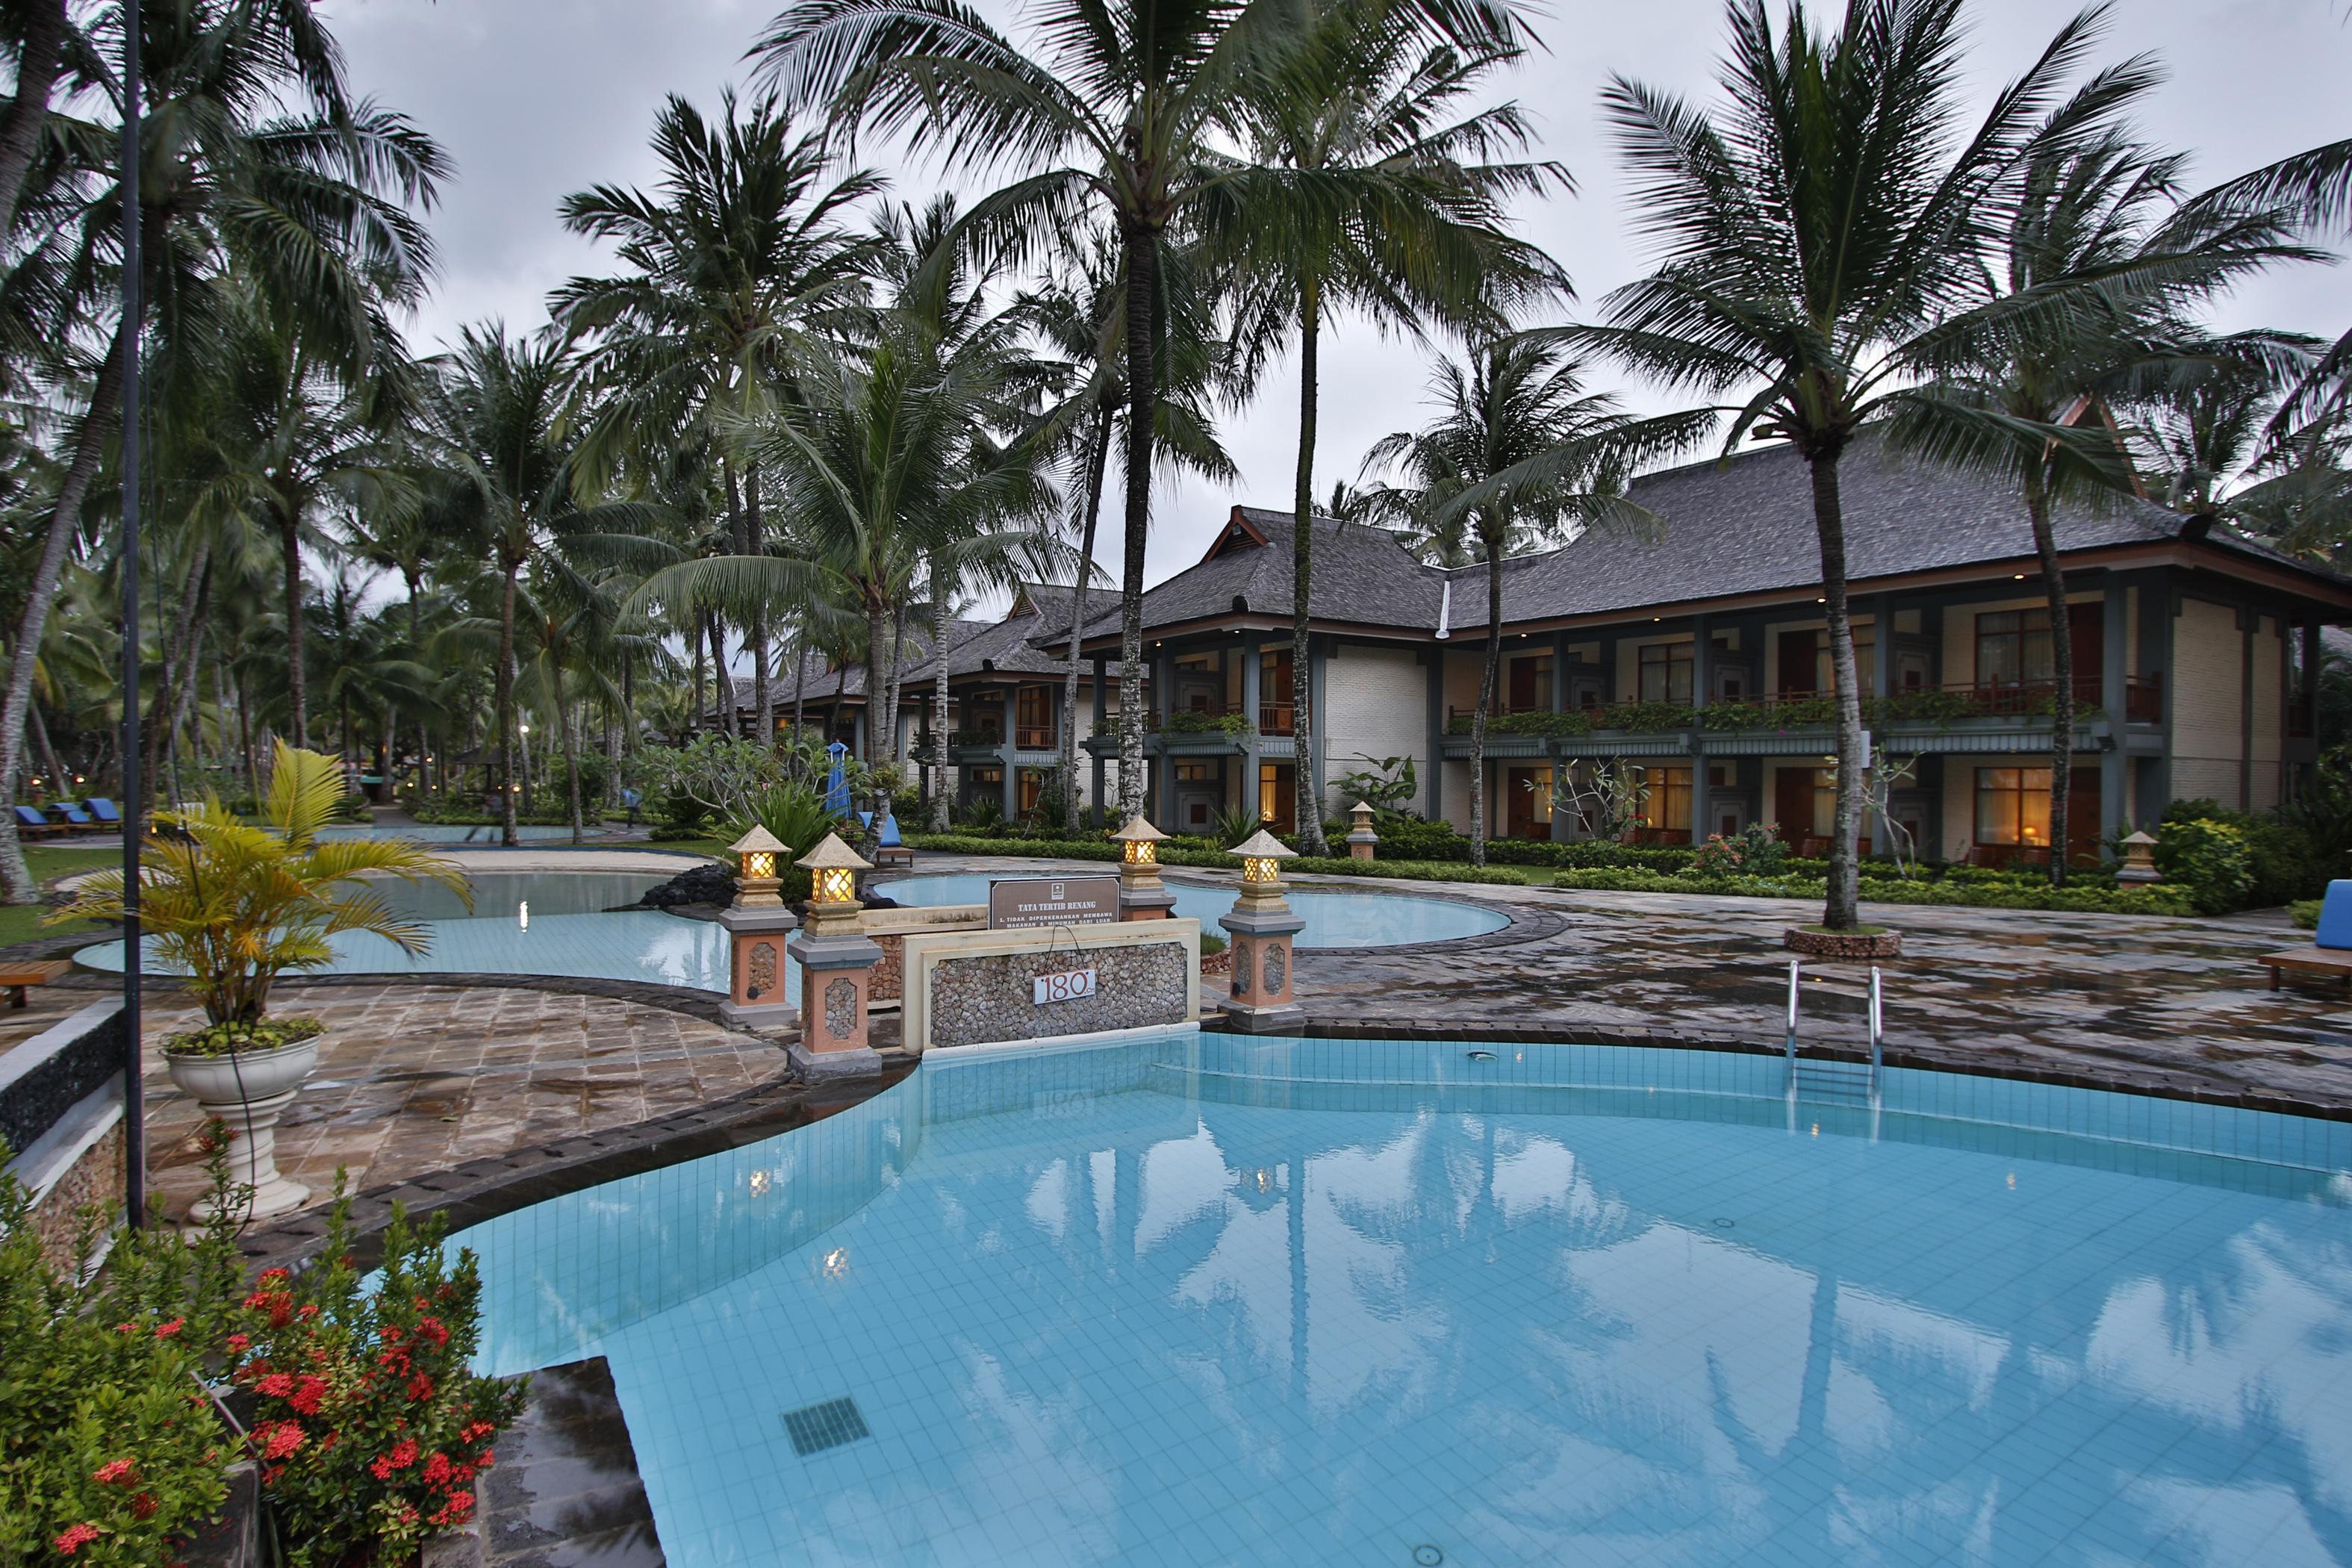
[783,1396,871,1456]
[1413,1547,1444,1566]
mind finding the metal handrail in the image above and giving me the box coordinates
[1867,965,1883,1093]
[1783,959,1799,1081]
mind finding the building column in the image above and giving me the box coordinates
[2148,578,2177,814]
[2240,608,2257,812]
[1551,631,1569,711]
[1001,731,1018,822]
[1240,632,1263,821]
[1091,652,1109,824]
[1425,648,1444,819]
[2100,571,2129,841]
[1690,614,1712,845]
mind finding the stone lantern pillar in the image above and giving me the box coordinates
[787,833,885,1079]
[1218,828,1304,1028]
[2115,829,2161,886]
[718,825,798,1035]
[1345,800,1380,862]
[1111,814,1177,921]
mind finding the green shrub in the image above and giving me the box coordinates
[2162,798,2322,906]
[1162,710,1250,735]
[2155,815,2257,913]
[2291,898,2322,930]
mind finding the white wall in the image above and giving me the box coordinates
[2171,597,2245,807]
[2251,615,2285,812]
[1322,643,1425,811]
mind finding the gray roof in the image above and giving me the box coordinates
[1053,507,1447,647]
[788,583,1081,703]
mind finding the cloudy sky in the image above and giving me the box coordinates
[321,0,2349,595]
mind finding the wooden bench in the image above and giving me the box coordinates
[0,959,68,1009]
[2256,945,2352,992]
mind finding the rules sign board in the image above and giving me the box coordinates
[988,875,1121,930]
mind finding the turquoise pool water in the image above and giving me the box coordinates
[881,872,1511,947]
[455,1033,2352,1567]
[72,870,765,998]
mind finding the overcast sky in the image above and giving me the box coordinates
[321,0,2350,599]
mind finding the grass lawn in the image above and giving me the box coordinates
[0,845,119,948]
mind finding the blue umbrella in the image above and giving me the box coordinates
[824,741,850,815]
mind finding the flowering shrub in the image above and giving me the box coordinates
[1690,822,1791,877]
[0,1139,246,1566]
[223,1191,528,1567]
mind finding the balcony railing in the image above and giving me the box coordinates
[1444,676,2161,737]
[1258,703,1294,736]
[1015,724,1056,750]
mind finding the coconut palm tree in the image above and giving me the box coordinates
[1365,338,1705,862]
[0,0,444,903]
[1225,0,1567,850]
[1546,0,2156,930]
[752,0,1525,819]
[1891,124,2311,884]
[556,89,883,741]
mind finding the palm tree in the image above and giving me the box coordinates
[752,0,1525,819]
[556,89,882,744]
[0,0,73,242]
[1549,0,2151,931]
[1893,125,2308,884]
[1225,0,1566,850]
[1365,337,1702,863]
[0,0,444,903]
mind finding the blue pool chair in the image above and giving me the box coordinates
[84,797,122,826]
[11,804,64,839]
[2316,880,2352,951]
[874,812,914,869]
[49,802,96,833]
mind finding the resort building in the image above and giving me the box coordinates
[797,433,2351,861]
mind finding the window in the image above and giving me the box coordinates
[1174,762,1213,783]
[1016,767,1049,814]
[1507,653,1555,712]
[969,766,1003,788]
[1015,687,1053,749]
[1638,643,1693,703]
[1259,649,1295,735]
[1975,609,2053,685]
[1975,766,2052,847]
[1259,762,1295,823]
[1648,766,1693,831]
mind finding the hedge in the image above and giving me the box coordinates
[900,834,1527,886]
[1531,864,2195,915]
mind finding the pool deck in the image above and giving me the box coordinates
[6,842,2347,1236]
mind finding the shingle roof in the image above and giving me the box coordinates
[1051,508,1447,647]
[788,582,1086,703]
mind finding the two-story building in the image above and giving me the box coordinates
[796,432,2351,861]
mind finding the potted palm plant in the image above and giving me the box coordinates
[52,742,469,1219]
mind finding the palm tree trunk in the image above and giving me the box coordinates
[885,599,909,791]
[30,701,66,803]
[237,669,257,796]
[930,569,955,833]
[733,460,777,744]
[1290,284,1328,853]
[1469,529,1505,867]
[790,631,809,750]
[495,561,521,846]
[866,605,892,773]
[559,678,584,845]
[142,546,212,794]
[707,609,739,735]
[1115,220,1158,821]
[1061,402,1110,834]
[2026,472,2073,887]
[0,0,69,243]
[691,612,706,732]
[0,316,128,905]
[279,508,311,749]
[1808,453,1864,930]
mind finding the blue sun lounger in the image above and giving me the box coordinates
[84,797,123,826]
[11,804,65,839]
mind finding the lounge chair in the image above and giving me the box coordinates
[2260,879,2352,992]
[10,805,65,839]
[874,813,915,870]
[49,803,96,833]
[84,797,123,826]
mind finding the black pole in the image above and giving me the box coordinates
[119,3,145,1229]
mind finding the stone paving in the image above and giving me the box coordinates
[120,983,788,1220]
[909,856,2352,1114]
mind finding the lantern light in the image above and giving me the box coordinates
[728,824,791,909]
[796,833,875,930]
[1111,814,1166,868]
[1228,827,1298,889]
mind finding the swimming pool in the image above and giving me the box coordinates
[72,870,760,998]
[881,872,1511,947]
[455,1033,2352,1567]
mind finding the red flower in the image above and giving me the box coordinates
[113,1322,134,1336]
[256,1373,295,1399]
[296,1304,319,1321]
[53,1522,102,1555]
[153,1317,184,1339]
[379,1325,405,1345]
[371,1437,420,1478]
[270,1299,294,1328]
[288,1375,327,1416]
[225,1332,250,1352]
[407,1373,436,1402]
[414,1317,450,1348]
[473,1447,495,1470]
[131,1493,158,1521]
[91,1457,137,1486]
[422,1452,455,1487]
[257,1267,290,1287]
[258,1420,306,1460]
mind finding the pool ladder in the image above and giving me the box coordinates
[1783,959,1882,1103]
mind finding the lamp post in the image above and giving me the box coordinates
[1345,801,1380,863]
[2115,830,2160,887]
[1111,815,1175,921]
[1218,829,1304,1029]
[718,826,798,1034]
[787,832,884,1079]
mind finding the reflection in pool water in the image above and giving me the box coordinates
[880,871,1508,947]
[455,1033,2352,1567]
[72,869,768,998]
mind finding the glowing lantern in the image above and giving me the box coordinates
[1228,828,1296,896]
[795,833,874,934]
[729,824,791,909]
[1112,814,1166,868]
[1112,815,1175,920]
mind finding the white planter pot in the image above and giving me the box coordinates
[164,1034,320,1222]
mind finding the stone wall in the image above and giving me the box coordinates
[23,1120,123,1269]
[928,941,1192,1049]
